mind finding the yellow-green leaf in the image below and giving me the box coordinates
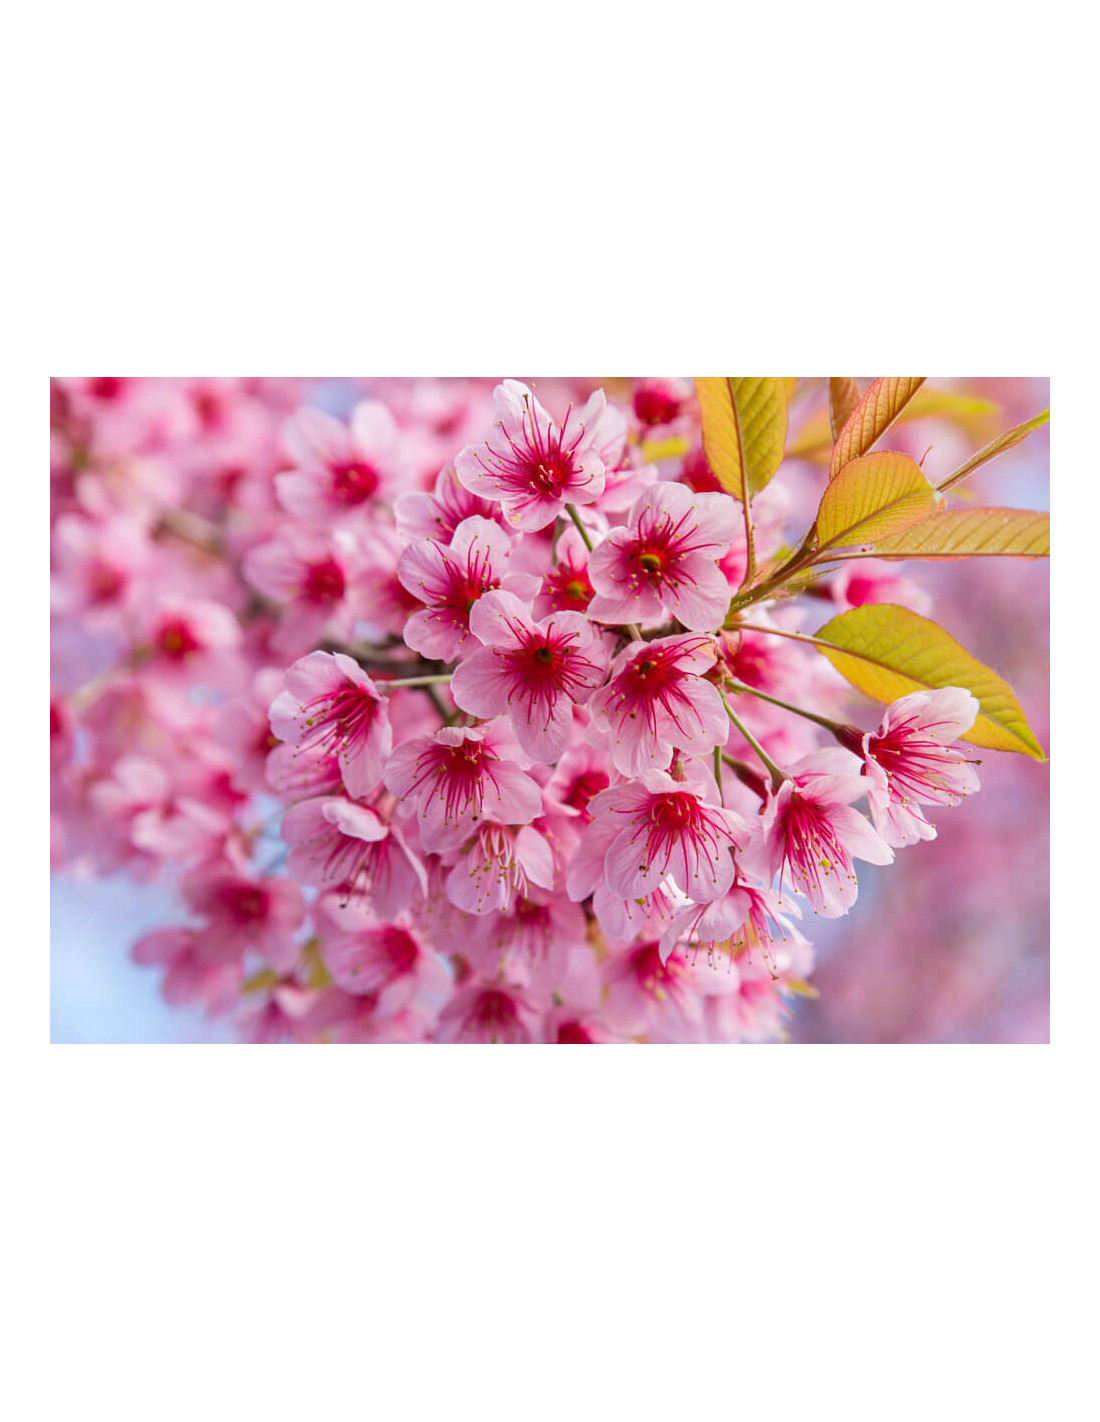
[816,451,938,550]
[829,376,926,476]
[695,377,788,502]
[937,408,1050,494]
[813,604,1045,759]
[869,507,1050,559]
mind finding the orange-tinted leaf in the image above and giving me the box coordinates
[937,408,1050,493]
[828,378,861,443]
[829,376,926,476]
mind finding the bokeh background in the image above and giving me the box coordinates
[51,377,1049,1043]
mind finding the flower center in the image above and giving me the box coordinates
[156,617,200,660]
[330,460,379,505]
[304,558,346,605]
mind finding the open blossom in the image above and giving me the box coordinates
[434,980,543,1044]
[243,525,368,654]
[317,900,450,1013]
[741,750,894,917]
[451,590,609,762]
[182,867,305,973]
[455,380,608,530]
[587,633,729,776]
[854,688,981,847]
[601,940,743,1040]
[269,651,391,800]
[383,723,542,852]
[393,463,503,543]
[281,796,426,919]
[396,515,514,660]
[584,762,747,904]
[445,822,555,916]
[275,401,402,518]
[532,524,597,618]
[658,878,801,969]
[587,481,739,631]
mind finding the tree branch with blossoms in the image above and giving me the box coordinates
[50,375,1049,1043]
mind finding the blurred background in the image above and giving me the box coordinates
[51,377,1049,1043]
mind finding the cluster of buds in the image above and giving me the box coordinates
[51,376,993,1042]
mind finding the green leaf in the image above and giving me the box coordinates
[813,604,1046,759]
[816,451,938,551]
[695,377,788,502]
[829,376,926,476]
[867,507,1050,559]
[937,408,1050,493]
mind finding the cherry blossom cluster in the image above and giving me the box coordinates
[51,376,985,1042]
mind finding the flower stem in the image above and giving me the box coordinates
[381,673,454,689]
[713,745,724,804]
[719,690,787,791]
[564,502,594,551]
[725,677,850,736]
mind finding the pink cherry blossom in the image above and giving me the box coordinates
[393,463,503,543]
[433,979,543,1044]
[396,515,515,660]
[182,867,305,972]
[587,633,728,776]
[281,795,426,918]
[531,524,597,619]
[317,900,451,1013]
[275,401,402,519]
[242,526,368,654]
[740,750,894,917]
[587,481,739,631]
[383,723,542,852]
[455,380,608,530]
[586,762,747,904]
[444,822,555,916]
[268,650,392,800]
[451,590,609,762]
[854,688,981,847]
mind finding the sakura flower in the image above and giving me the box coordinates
[658,878,801,968]
[433,979,543,1044]
[445,822,555,916]
[317,901,450,1014]
[451,590,609,762]
[455,379,608,530]
[587,481,739,631]
[281,795,426,919]
[852,688,981,847]
[831,558,932,617]
[532,524,596,619]
[463,888,586,989]
[383,723,542,852]
[242,525,368,655]
[182,868,305,973]
[396,515,515,660]
[269,651,392,800]
[740,749,894,916]
[131,926,242,1015]
[585,761,747,904]
[393,464,504,543]
[632,377,693,428]
[587,633,728,776]
[139,595,242,679]
[50,512,152,623]
[275,401,402,518]
[600,940,742,1040]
